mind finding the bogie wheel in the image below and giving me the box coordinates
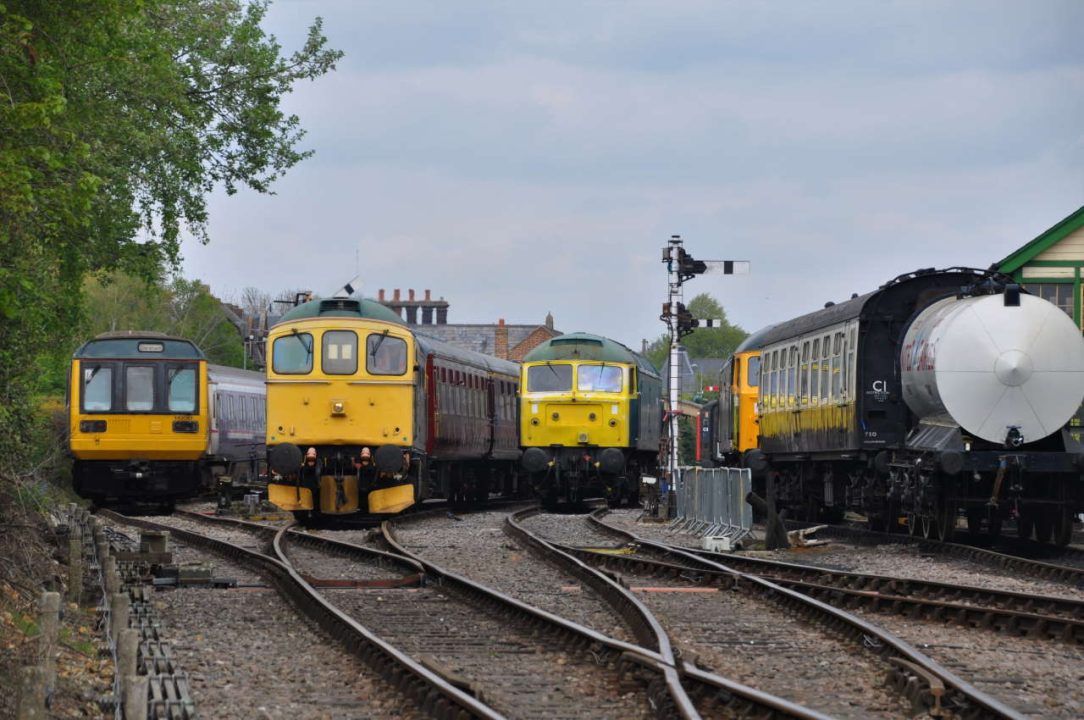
[920,514,935,539]
[935,500,957,541]
[907,512,920,537]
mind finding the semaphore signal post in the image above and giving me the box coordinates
[660,235,748,511]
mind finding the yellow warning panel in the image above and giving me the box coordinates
[368,483,415,514]
[268,483,313,512]
[319,475,360,514]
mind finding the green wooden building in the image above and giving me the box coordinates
[997,205,1084,330]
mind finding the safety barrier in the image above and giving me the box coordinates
[670,466,753,544]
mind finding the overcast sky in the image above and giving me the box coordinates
[181,0,1084,350]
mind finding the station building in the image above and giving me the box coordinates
[996,205,1084,331]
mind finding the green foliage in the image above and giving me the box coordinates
[0,1,338,482]
[646,293,749,368]
[81,272,245,368]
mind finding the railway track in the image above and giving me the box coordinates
[572,515,1084,645]
[99,508,501,719]
[527,509,1030,719]
[782,521,1084,587]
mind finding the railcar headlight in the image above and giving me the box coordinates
[172,421,199,433]
[79,420,107,433]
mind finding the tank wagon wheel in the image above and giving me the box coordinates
[906,512,919,537]
[935,500,957,541]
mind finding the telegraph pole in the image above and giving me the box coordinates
[660,236,748,509]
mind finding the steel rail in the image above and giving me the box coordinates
[99,509,506,719]
[560,544,1084,646]
[505,508,839,720]
[783,520,1084,587]
[587,511,1027,720]
[380,516,699,719]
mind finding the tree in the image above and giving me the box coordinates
[0,0,339,460]
[78,272,244,367]
[646,293,748,369]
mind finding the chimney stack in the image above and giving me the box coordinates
[424,289,431,301]
[495,318,509,359]
[393,288,401,302]
[378,289,385,302]
[408,288,415,301]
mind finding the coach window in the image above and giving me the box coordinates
[83,366,113,412]
[810,339,820,403]
[800,341,811,404]
[273,333,313,374]
[167,367,197,413]
[323,331,358,375]
[788,346,798,407]
[820,337,830,402]
[125,366,155,411]
[768,351,778,408]
[578,364,622,393]
[527,364,572,392]
[367,334,407,375]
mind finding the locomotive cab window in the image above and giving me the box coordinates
[366,334,407,375]
[527,364,572,392]
[167,367,197,413]
[747,356,760,388]
[125,366,155,411]
[577,364,622,393]
[322,331,358,375]
[273,333,314,374]
[83,365,113,412]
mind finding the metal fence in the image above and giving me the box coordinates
[670,466,753,543]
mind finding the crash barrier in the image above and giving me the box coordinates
[670,466,753,545]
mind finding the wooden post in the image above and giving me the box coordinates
[123,675,149,720]
[110,593,129,641]
[16,666,45,720]
[117,629,140,688]
[38,592,60,693]
[67,526,83,605]
[103,556,119,596]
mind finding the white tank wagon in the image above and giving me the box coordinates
[902,292,1084,447]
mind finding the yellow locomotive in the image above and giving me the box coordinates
[69,332,265,505]
[265,296,521,519]
[519,333,662,506]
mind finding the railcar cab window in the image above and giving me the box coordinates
[322,331,358,375]
[367,333,407,375]
[83,366,112,411]
[167,367,197,413]
[577,364,622,393]
[273,333,314,374]
[125,366,155,411]
[527,364,572,392]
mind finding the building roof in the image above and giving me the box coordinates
[997,205,1084,274]
[412,323,555,357]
